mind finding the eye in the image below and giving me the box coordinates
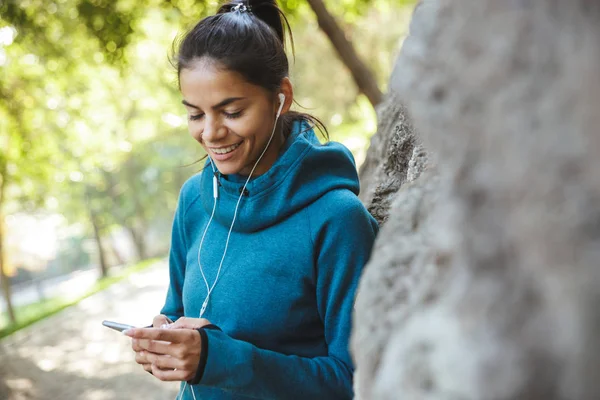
[224,110,243,119]
[189,113,204,121]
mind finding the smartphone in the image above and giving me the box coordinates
[102,320,135,332]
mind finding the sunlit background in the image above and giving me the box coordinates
[1,0,415,397]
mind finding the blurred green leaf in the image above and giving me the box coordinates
[0,0,416,282]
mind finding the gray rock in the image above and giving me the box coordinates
[353,169,443,399]
[358,77,429,227]
[353,0,600,399]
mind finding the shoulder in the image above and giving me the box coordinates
[309,189,378,234]
[315,188,363,212]
[308,189,378,267]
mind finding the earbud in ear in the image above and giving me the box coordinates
[276,93,285,118]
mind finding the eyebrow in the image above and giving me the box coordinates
[182,97,245,110]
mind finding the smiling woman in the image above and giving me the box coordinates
[179,62,290,176]
[123,1,379,399]
[174,0,329,178]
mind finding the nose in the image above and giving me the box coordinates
[201,116,227,144]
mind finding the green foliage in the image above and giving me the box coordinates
[0,0,415,283]
[77,0,136,63]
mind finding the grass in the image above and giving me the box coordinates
[0,257,162,339]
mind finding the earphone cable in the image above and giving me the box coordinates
[178,99,283,400]
[197,162,218,301]
[198,104,282,318]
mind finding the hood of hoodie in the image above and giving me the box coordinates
[199,120,360,233]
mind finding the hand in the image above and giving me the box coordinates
[125,327,204,381]
[168,317,212,330]
[132,315,173,373]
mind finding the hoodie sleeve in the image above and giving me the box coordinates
[197,193,378,399]
[159,192,188,323]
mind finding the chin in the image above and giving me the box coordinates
[213,162,242,176]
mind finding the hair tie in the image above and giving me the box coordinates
[231,3,251,13]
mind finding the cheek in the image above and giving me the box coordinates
[230,114,271,142]
[220,120,250,142]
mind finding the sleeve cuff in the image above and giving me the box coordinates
[187,324,221,385]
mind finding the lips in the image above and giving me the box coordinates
[210,142,242,155]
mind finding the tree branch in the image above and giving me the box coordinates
[306,0,383,107]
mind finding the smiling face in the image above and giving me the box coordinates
[180,58,289,176]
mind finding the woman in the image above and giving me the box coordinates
[124,0,378,398]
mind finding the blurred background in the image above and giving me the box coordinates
[0,0,415,397]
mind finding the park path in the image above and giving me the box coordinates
[0,260,180,400]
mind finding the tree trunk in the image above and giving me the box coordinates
[0,166,16,324]
[109,238,126,266]
[126,224,147,261]
[306,0,383,107]
[89,210,108,279]
[103,169,147,262]
[126,166,150,260]
[0,219,16,324]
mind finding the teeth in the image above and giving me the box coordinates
[212,142,241,155]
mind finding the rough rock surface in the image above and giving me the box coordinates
[358,91,429,226]
[353,1,600,399]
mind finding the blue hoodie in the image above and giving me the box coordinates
[161,121,378,399]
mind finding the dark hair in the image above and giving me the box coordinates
[173,0,328,142]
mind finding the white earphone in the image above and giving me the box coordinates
[277,92,285,117]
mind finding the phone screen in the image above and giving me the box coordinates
[102,320,135,332]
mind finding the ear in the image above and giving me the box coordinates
[278,77,294,116]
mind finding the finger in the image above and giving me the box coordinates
[141,363,170,375]
[132,339,144,352]
[135,350,164,364]
[152,315,172,328]
[136,339,155,351]
[137,339,177,356]
[146,351,198,373]
[151,363,193,382]
[135,338,173,356]
[170,317,211,330]
[142,361,171,374]
[145,353,183,370]
[124,327,196,344]
[135,351,150,365]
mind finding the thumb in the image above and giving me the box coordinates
[170,317,211,330]
[152,315,172,328]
